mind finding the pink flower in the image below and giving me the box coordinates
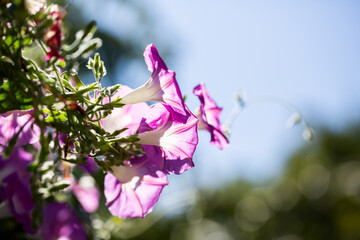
[138,103,198,174]
[101,86,168,218]
[0,110,40,233]
[71,175,100,213]
[193,83,229,149]
[42,202,87,240]
[101,85,149,135]
[104,155,168,218]
[0,110,40,147]
[120,44,189,123]
[44,5,66,61]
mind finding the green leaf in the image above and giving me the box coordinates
[70,70,85,89]
[49,182,70,192]
[77,82,99,95]
[75,38,103,59]
[107,128,128,137]
[0,56,15,65]
[0,93,7,101]
[62,79,76,92]
[81,20,97,41]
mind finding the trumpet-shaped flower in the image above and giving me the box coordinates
[101,85,149,135]
[101,86,167,218]
[120,44,189,123]
[193,83,229,149]
[138,103,198,174]
[104,155,168,218]
[42,202,86,240]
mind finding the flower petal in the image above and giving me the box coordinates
[0,110,40,147]
[42,203,87,240]
[104,155,168,218]
[101,85,149,135]
[138,103,198,174]
[3,172,34,234]
[193,83,229,149]
[120,44,189,123]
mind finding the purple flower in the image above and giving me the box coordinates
[78,156,99,174]
[104,155,168,218]
[193,83,229,150]
[2,171,35,233]
[0,110,39,233]
[0,147,33,181]
[101,92,168,218]
[0,110,40,147]
[138,103,198,174]
[71,175,100,213]
[120,44,189,123]
[42,202,87,240]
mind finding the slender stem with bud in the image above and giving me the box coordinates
[224,94,314,141]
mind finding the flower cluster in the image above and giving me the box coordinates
[1,1,311,238]
[101,44,228,218]
[0,2,229,237]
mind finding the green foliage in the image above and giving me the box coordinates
[0,1,146,229]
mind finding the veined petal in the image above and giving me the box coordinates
[120,44,189,123]
[143,43,168,72]
[193,83,229,149]
[104,155,168,219]
[138,103,198,174]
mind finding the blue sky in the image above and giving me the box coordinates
[75,0,360,209]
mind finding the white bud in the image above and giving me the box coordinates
[286,112,301,128]
[303,127,314,141]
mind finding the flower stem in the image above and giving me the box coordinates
[224,94,313,140]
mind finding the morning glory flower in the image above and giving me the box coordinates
[104,155,168,218]
[138,103,199,174]
[100,86,168,218]
[0,110,40,233]
[193,83,229,150]
[120,44,189,123]
[101,85,149,136]
[42,202,87,240]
